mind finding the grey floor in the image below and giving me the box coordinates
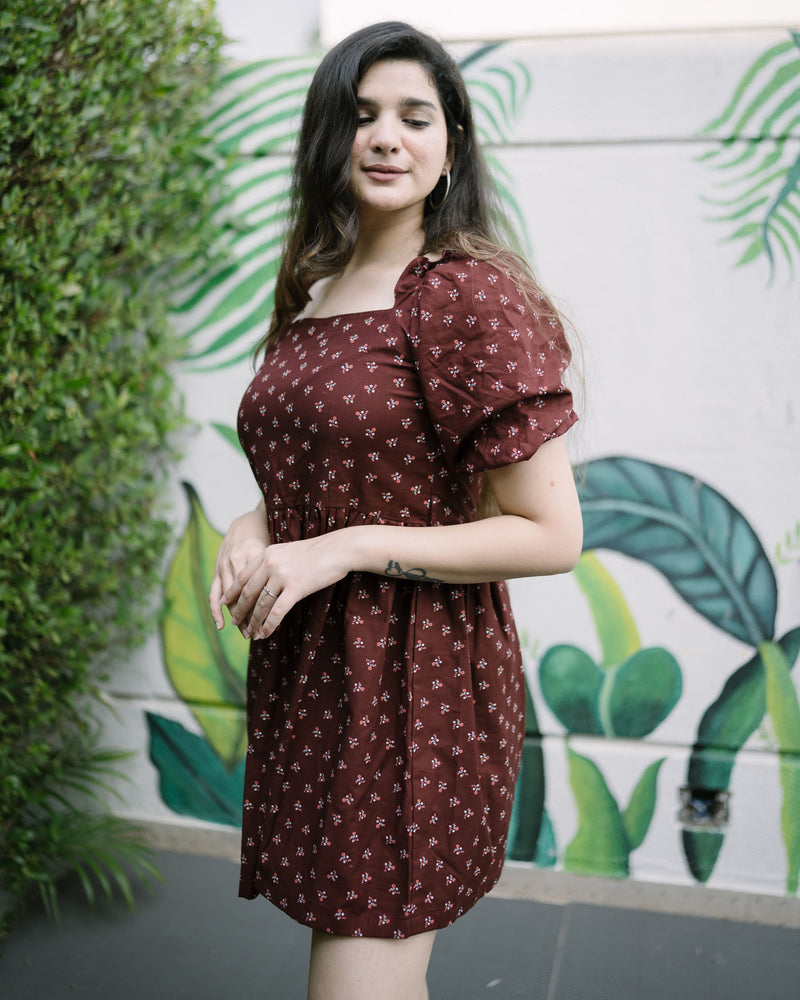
[1,850,798,999]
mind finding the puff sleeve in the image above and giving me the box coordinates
[405,257,578,473]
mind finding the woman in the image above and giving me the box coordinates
[209,21,582,1000]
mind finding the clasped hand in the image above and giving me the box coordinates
[208,508,352,640]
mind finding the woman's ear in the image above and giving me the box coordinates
[445,125,463,173]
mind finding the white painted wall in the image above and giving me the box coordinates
[322,0,800,43]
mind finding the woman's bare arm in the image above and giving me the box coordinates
[218,437,582,640]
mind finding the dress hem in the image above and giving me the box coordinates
[237,867,503,939]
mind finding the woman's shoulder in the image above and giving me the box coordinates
[411,252,530,318]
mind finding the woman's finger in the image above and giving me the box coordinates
[208,575,225,630]
[251,589,290,641]
[241,581,281,637]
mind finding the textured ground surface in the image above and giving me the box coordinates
[2,850,799,999]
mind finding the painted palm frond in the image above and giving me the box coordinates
[460,48,533,252]
[169,57,316,371]
[172,46,533,371]
[699,32,800,280]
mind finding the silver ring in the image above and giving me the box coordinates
[263,586,277,599]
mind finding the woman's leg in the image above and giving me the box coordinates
[307,929,436,1000]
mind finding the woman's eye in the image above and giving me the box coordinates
[405,119,429,129]
[357,116,373,127]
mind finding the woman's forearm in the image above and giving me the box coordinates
[346,512,583,585]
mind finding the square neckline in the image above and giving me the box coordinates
[289,253,447,326]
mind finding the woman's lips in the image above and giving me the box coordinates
[363,165,406,181]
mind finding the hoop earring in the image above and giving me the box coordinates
[428,169,451,210]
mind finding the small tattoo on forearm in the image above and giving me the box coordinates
[385,560,442,583]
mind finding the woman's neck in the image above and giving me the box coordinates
[350,210,425,271]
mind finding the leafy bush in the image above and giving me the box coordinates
[0,0,225,930]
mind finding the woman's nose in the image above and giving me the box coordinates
[370,117,400,153]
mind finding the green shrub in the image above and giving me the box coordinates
[0,0,225,929]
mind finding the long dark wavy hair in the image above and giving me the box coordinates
[257,21,565,356]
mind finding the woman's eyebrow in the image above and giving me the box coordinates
[356,95,438,111]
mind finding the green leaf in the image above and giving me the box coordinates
[534,808,557,868]
[579,456,777,646]
[688,628,800,789]
[146,712,244,826]
[160,482,249,768]
[683,628,800,883]
[602,647,682,739]
[700,39,796,134]
[573,550,640,667]
[699,33,800,278]
[563,748,629,877]
[760,640,800,893]
[539,645,604,735]
[622,759,665,850]
[507,738,545,862]
[507,679,545,861]
[211,421,241,451]
[682,829,726,883]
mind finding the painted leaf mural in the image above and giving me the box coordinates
[147,713,244,826]
[160,482,249,770]
[537,549,678,874]
[579,456,777,646]
[539,548,683,740]
[562,750,665,878]
[699,31,800,279]
[506,678,546,862]
[761,640,800,894]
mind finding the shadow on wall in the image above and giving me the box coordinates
[148,36,800,894]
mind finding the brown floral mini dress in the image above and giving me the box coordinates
[236,254,576,938]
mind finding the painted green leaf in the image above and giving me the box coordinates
[161,482,250,768]
[699,31,800,280]
[523,671,541,738]
[563,748,629,877]
[507,679,545,861]
[539,645,604,736]
[603,648,682,740]
[688,627,800,789]
[683,628,800,883]
[573,551,640,668]
[622,759,665,851]
[211,421,242,451]
[507,738,545,862]
[579,456,777,646]
[682,829,725,884]
[760,640,800,894]
[146,713,243,826]
[535,808,557,868]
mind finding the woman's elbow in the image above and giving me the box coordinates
[539,509,584,576]
[556,517,584,573]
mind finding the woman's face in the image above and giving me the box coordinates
[349,59,452,225]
